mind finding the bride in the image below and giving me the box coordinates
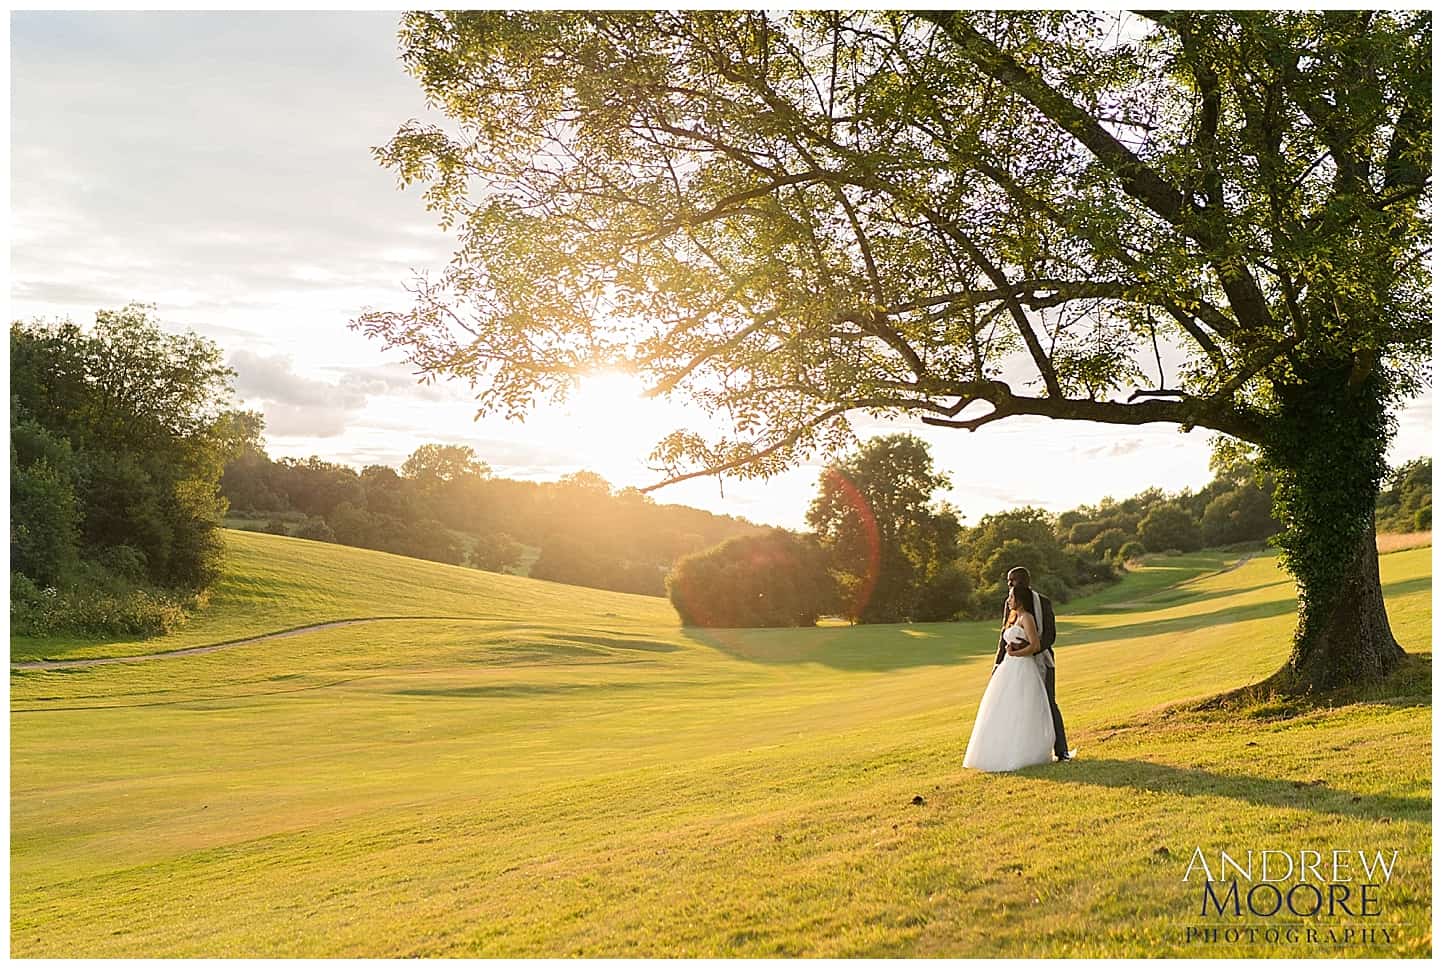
[963,586,1057,772]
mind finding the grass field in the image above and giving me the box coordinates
[9,530,1432,957]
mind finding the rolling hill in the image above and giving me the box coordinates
[9,529,1431,956]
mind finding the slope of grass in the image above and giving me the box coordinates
[9,534,1431,957]
[11,530,672,663]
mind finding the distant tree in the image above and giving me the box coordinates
[294,517,336,543]
[11,305,242,590]
[360,464,418,521]
[1118,540,1147,563]
[327,501,376,548]
[1200,485,1279,547]
[401,443,490,484]
[1139,504,1203,553]
[469,531,524,572]
[221,449,287,512]
[275,457,364,520]
[10,419,81,587]
[966,507,1076,613]
[806,434,953,623]
[533,536,653,593]
[11,305,246,635]
[913,561,973,623]
[1067,520,1107,548]
[402,517,465,565]
[556,470,612,497]
[1375,458,1431,533]
[218,442,768,590]
[1088,527,1131,561]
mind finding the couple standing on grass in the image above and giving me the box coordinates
[963,566,1077,772]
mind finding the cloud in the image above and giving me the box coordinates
[1074,439,1145,459]
[10,11,456,345]
[230,349,378,439]
[317,362,467,404]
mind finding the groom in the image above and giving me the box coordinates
[993,566,1073,762]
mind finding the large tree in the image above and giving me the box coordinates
[12,304,245,590]
[806,433,957,623]
[354,11,1430,692]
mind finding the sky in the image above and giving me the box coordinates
[9,10,1433,532]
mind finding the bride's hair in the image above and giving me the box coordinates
[1007,588,1035,626]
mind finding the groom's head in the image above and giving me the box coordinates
[1006,566,1031,591]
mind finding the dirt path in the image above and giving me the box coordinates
[10,616,482,671]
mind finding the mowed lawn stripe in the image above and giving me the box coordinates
[10,536,1430,956]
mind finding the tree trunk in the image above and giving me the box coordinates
[1264,361,1406,694]
[1283,507,1404,692]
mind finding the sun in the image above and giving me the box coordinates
[538,367,674,484]
[566,368,651,420]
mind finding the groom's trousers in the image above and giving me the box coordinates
[1042,666,1069,759]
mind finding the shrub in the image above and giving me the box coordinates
[1138,504,1202,552]
[1088,527,1130,559]
[11,453,81,587]
[469,531,523,572]
[667,528,834,627]
[913,561,973,622]
[10,578,191,638]
[94,544,149,581]
[294,517,336,542]
[1200,485,1278,547]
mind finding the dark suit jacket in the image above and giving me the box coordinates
[993,592,1055,666]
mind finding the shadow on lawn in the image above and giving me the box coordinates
[1062,574,1431,647]
[679,622,994,671]
[1085,579,1287,614]
[1031,758,1430,822]
[679,571,1430,672]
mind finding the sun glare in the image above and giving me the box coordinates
[568,369,649,416]
[545,368,674,484]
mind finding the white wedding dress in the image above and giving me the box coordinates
[962,622,1057,772]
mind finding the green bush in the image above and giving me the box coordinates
[12,306,245,625]
[1088,527,1130,559]
[10,573,191,638]
[469,531,523,572]
[1138,504,1202,552]
[1118,541,1146,562]
[11,455,81,587]
[94,544,148,581]
[293,517,336,542]
[667,528,834,627]
[913,561,973,622]
[1199,485,1278,546]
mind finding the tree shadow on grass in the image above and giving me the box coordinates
[676,572,1430,672]
[1086,579,1288,614]
[1059,598,1298,646]
[1025,757,1430,822]
[678,621,1000,671]
[1060,574,1431,647]
[540,634,681,653]
[389,680,706,699]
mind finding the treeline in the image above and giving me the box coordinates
[1375,458,1430,533]
[669,433,1414,628]
[11,306,253,636]
[222,444,768,597]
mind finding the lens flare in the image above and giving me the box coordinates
[820,467,882,620]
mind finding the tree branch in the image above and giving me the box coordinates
[923,11,1277,331]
